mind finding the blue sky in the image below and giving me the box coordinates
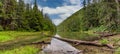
[23,0,83,25]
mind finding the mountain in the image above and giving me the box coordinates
[58,0,120,32]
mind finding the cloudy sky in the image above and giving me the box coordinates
[23,0,83,25]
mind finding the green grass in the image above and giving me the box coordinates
[58,32,99,41]
[57,26,108,41]
[0,31,53,54]
[0,31,42,42]
[0,45,39,54]
[99,39,109,44]
[89,25,107,32]
[0,31,52,50]
[0,36,14,42]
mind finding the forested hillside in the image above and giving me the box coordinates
[58,0,120,32]
[0,0,56,53]
[57,1,120,54]
[0,0,56,32]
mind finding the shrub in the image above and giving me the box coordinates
[0,25,3,31]
[100,39,109,44]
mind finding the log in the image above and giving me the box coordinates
[31,41,50,44]
[54,37,114,49]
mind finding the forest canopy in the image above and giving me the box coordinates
[58,0,120,32]
[0,0,56,32]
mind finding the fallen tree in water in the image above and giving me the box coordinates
[54,37,114,49]
[30,32,118,49]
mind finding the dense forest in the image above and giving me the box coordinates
[0,0,56,32]
[58,0,120,32]
[0,0,56,53]
[57,1,120,54]
[0,0,120,54]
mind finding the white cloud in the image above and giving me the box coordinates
[38,5,82,25]
[59,13,71,19]
[52,13,72,25]
[52,18,63,26]
[23,0,33,4]
[69,0,81,5]
[63,0,82,5]
[42,5,81,15]
[16,0,19,2]
[24,0,83,25]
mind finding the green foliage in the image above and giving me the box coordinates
[58,0,120,33]
[0,25,3,31]
[99,39,109,44]
[0,31,52,52]
[0,45,39,54]
[57,9,83,32]
[0,0,56,32]
[0,31,42,42]
[57,0,120,41]
[58,32,99,41]
[90,25,107,32]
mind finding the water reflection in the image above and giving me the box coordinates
[40,34,81,54]
[58,32,99,41]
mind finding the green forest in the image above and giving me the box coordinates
[57,0,120,54]
[0,0,120,54]
[0,0,56,54]
[0,0,56,32]
[57,0,120,41]
[58,0,120,32]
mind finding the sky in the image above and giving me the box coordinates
[23,0,83,25]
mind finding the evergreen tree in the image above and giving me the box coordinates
[0,1,3,29]
[58,0,120,32]
[0,0,56,32]
[2,0,17,30]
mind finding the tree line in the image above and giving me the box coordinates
[58,0,120,32]
[0,0,56,32]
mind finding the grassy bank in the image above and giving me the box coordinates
[0,31,53,42]
[58,32,99,41]
[0,31,53,54]
[0,45,40,54]
[72,34,120,54]
[0,31,40,42]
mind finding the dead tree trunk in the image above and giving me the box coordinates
[54,37,114,49]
